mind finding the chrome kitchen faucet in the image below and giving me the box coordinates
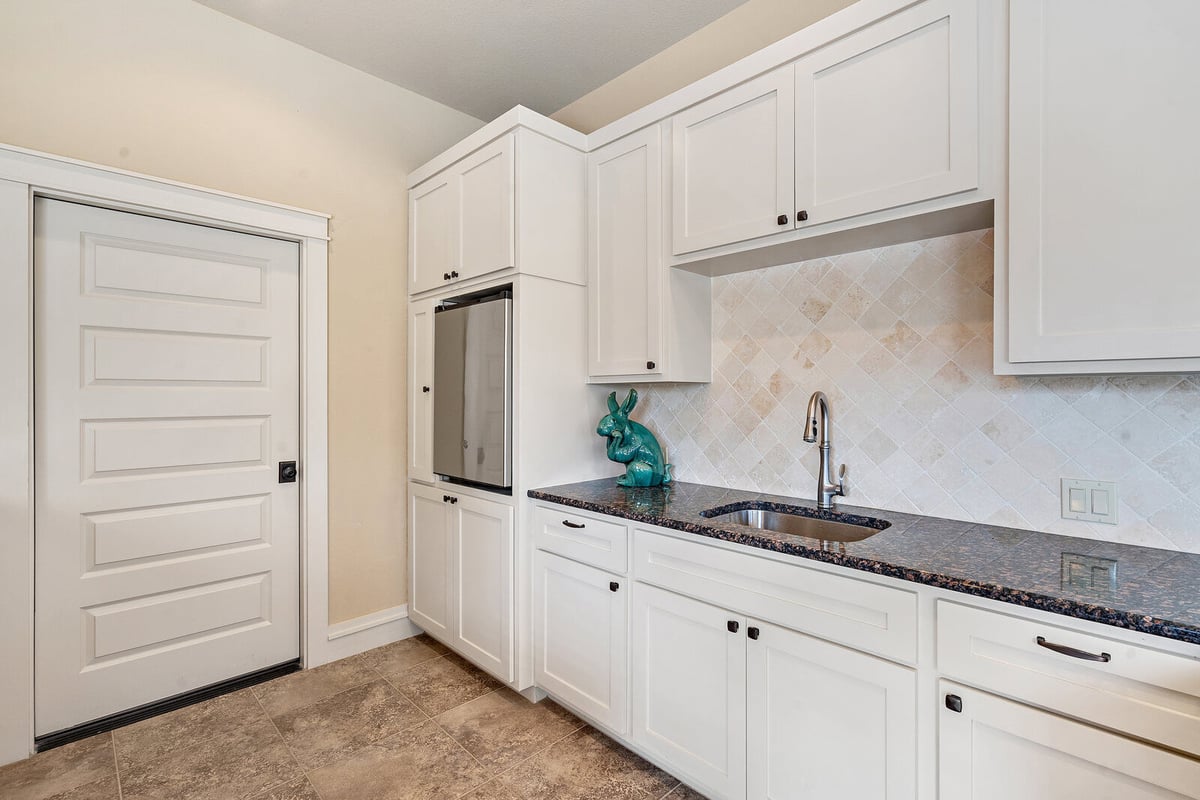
[802,391,846,509]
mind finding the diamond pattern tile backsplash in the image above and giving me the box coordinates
[637,228,1200,553]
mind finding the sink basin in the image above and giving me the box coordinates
[701,502,890,543]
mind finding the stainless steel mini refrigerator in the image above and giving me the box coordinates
[432,289,513,491]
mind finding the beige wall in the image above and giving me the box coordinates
[552,0,857,133]
[0,0,482,623]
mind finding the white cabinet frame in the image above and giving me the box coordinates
[0,144,331,765]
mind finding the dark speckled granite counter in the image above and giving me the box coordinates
[529,478,1200,647]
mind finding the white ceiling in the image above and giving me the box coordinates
[195,0,746,122]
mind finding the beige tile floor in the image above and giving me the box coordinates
[0,635,708,800]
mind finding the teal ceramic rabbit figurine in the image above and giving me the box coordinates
[596,389,673,487]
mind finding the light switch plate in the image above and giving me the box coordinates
[1060,478,1118,524]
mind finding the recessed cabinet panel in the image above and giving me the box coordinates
[408,298,436,484]
[672,67,795,255]
[458,135,516,283]
[588,127,663,377]
[939,683,1200,800]
[453,494,514,681]
[408,483,452,640]
[1007,0,1200,363]
[795,0,978,226]
[409,175,458,295]
[534,551,628,734]
[746,622,916,800]
[632,583,747,800]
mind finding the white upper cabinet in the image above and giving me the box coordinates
[589,125,712,383]
[794,0,978,227]
[589,127,664,377]
[1000,0,1200,372]
[671,67,796,255]
[409,133,514,295]
[409,173,458,295]
[407,116,587,297]
[661,0,983,262]
[457,136,516,282]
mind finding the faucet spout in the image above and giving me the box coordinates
[803,390,845,509]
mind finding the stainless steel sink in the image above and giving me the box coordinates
[702,504,890,543]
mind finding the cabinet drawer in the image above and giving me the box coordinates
[533,505,629,574]
[633,530,917,664]
[937,601,1200,757]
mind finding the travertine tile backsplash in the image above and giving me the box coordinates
[638,229,1200,553]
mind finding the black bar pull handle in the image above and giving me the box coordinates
[562,520,586,529]
[1036,636,1111,663]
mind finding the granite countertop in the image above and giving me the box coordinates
[528,478,1200,647]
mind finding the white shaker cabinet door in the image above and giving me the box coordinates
[408,482,453,640]
[745,621,916,800]
[588,126,664,378]
[456,134,516,284]
[451,492,514,682]
[408,298,436,484]
[1007,0,1200,363]
[409,173,458,295]
[940,683,1200,800]
[671,66,795,255]
[533,551,628,734]
[794,0,978,228]
[631,583,747,800]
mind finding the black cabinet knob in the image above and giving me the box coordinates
[449,496,458,504]
[727,620,739,633]
[450,270,459,278]
[443,272,451,280]
[945,694,963,713]
[609,581,619,592]
[776,214,789,225]
[797,210,809,222]
[422,386,430,393]
[747,626,760,640]
[443,495,451,503]
[646,361,656,370]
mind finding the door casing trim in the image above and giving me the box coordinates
[0,143,333,765]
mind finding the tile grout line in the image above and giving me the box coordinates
[449,714,590,800]
[110,732,125,800]
[249,679,318,800]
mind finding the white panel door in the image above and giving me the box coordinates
[588,127,664,378]
[452,492,514,682]
[34,199,300,736]
[794,0,978,227]
[632,583,746,800]
[408,482,452,640]
[408,298,436,484]
[456,133,515,284]
[409,172,458,294]
[940,683,1200,799]
[746,621,916,800]
[671,66,795,255]
[1007,0,1200,363]
[533,551,628,734]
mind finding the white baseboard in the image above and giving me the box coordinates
[312,604,422,665]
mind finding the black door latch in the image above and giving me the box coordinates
[279,461,298,483]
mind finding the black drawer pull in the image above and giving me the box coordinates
[1036,636,1111,663]
[945,694,963,713]
[610,581,619,592]
[562,520,586,529]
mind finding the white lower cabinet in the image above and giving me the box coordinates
[939,682,1200,799]
[629,583,915,800]
[533,551,628,734]
[632,583,748,800]
[746,622,916,800]
[408,482,514,682]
